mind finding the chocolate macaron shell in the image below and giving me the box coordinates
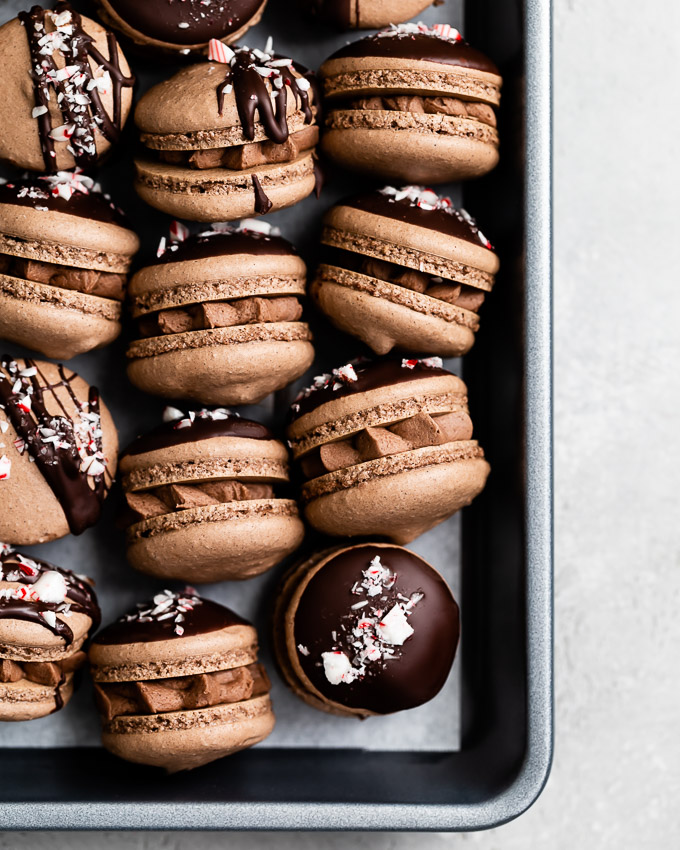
[95,0,268,54]
[0,359,118,545]
[133,153,318,223]
[0,675,75,722]
[0,10,133,173]
[276,543,459,717]
[306,0,435,30]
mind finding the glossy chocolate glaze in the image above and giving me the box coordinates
[19,3,134,173]
[156,230,296,265]
[0,547,100,646]
[304,0,353,29]
[251,174,272,215]
[0,357,109,536]
[123,413,273,457]
[326,31,498,75]
[293,545,459,713]
[341,191,493,246]
[107,0,264,45]
[94,597,249,645]
[0,181,130,229]
[289,357,451,421]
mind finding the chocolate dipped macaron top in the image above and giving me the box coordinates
[303,0,437,30]
[0,543,99,721]
[119,405,304,583]
[0,356,118,544]
[319,23,502,183]
[0,172,140,360]
[134,42,321,221]
[275,543,459,717]
[89,588,275,771]
[287,357,490,543]
[126,220,314,406]
[312,185,498,356]
[0,2,134,173]
[95,0,268,55]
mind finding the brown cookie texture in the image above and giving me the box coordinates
[95,0,268,55]
[118,410,304,582]
[0,8,133,173]
[89,590,275,771]
[273,543,460,717]
[306,0,434,29]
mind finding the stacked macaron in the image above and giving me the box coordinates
[287,357,489,543]
[0,173,139,359]
[134,42,321,221]
[126,220,314,405]
[89,589,275,771]
[312,185,498,356]
[119,406,304,583]
[0,544,100,721]
[319,23,502,182]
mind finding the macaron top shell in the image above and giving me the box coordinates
[290,543,459,714]
[0,5,134,173]
[0,544,100,652]
[155,228,298,266]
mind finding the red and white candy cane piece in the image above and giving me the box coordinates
[431,23,462,41]
[208,38,235,64]
[169,220,190,242]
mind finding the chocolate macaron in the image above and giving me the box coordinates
[95,0,268,56]
[126,221,314,405]
[304,0,435,30]
[0,357,118,544]
[89,589,275,771]
[287,357,489,543]
[0,174,139,360]
[0,2,134,173]
[319,23,502,183]
[312,185,498,356]
[120,406,304,583]
[0,544,100,721]
[274,543,459,717]
[134,43,320,221]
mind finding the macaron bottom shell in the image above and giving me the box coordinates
[134,153,317,222]
[125,501,305,583]
[101,693,275,772]
[0,675,74,722]
[321,123,499,184]
[311,271,478,356]
[126,332,315,405]
[303,446,491,544]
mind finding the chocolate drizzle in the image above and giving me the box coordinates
[0,546,101,646]
[251,174,273,214]
[215,49,316,143]
[0,357,110,536]
[18,3,134,172]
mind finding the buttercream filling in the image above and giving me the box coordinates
[154,125,319,171]
[300,409,473,481]
[321,245,485,312]
[125,480,276,524]
[344,95,496,127]
[0,253,126,300]
[94,662,270,721]
[0,652,86,686]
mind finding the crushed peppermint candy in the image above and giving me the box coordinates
[292,360,363,409]
[121,588,201,636]
[0,455,10,480]
[157,219,282,259]
[375,22,463,42]
[379,186,494,249]
[401,357,444,370]
[161,405,236,431]
[316,554,423,686]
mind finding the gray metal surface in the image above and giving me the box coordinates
[0,0,553,831]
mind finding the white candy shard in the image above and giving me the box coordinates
[322,651,357,685]
[376,605,414,645]
[32,570,68,604]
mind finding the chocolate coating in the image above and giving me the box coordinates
[106,0,265,45]
[122,413,273,457]
[156,230,296,266]
[290,358,451,421]
[0,181,130,229]
[342,191,492,246]
[94,598,248,645]
[293,545,459,713]
[326,31,499,75]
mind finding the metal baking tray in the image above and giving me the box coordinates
[0,0,553,831]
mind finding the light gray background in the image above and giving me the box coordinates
[2,0,680,846]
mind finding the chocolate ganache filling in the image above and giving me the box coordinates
[0,357,111,535]
[0,545,100,644]
[293,545,459,713]
[19,3,134,173]
[106,0,265,45]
